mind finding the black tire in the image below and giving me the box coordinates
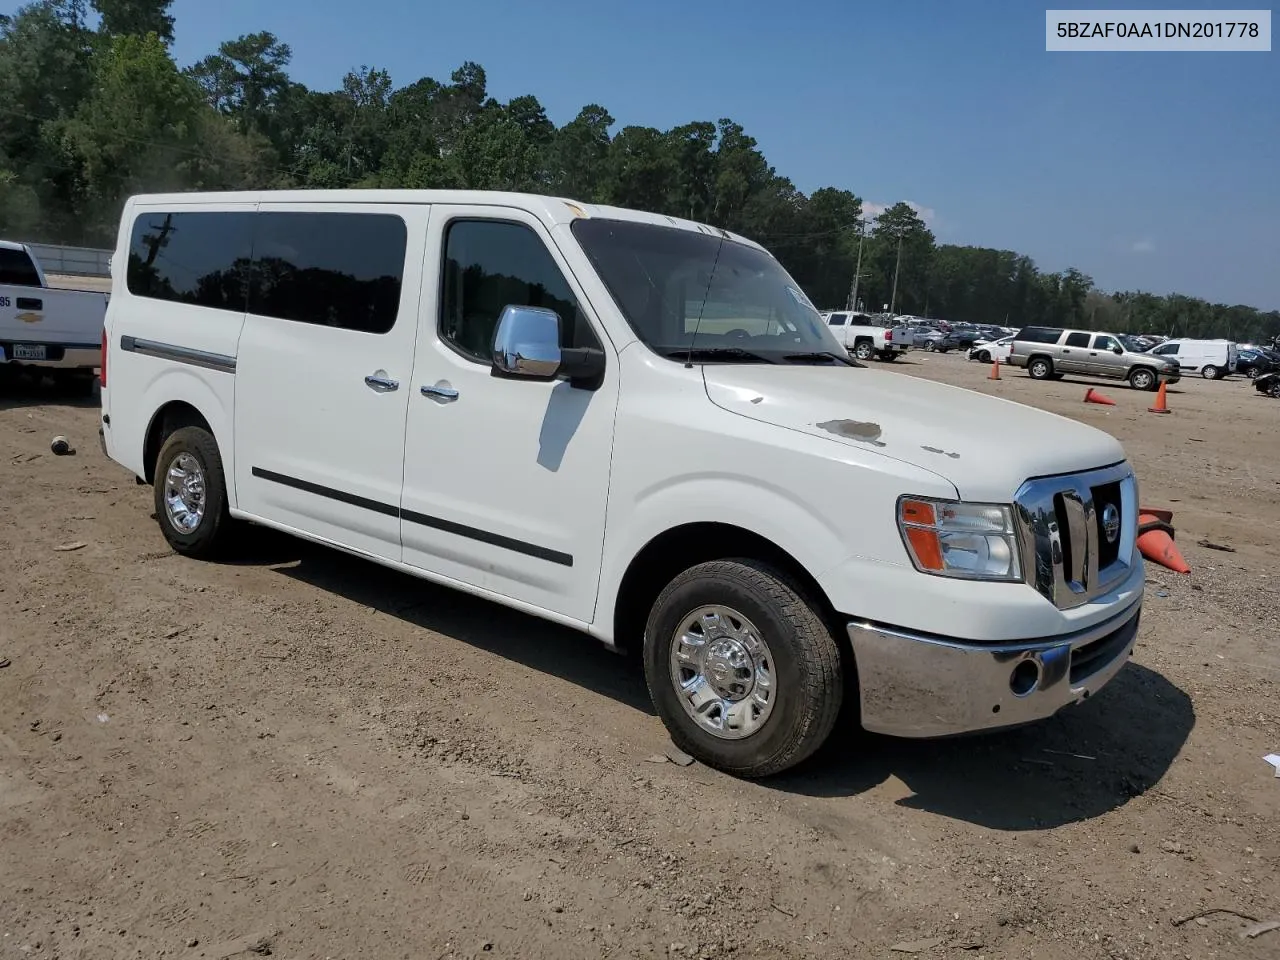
[1246,367,1258,379]
[853,340,874,361]
[642,559,843,779]
[878,351,898,362]
[977,350,991,363]
[1028,356,1053,380]
[152,426,234,559]
[1270,380,1280,399]
[1128,367,1157,391]
[1201,365,1219,380]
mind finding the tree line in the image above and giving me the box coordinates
[2,0,1276,344]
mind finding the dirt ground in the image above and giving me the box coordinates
[1,352,1277,960]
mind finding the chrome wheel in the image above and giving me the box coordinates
[668,605,776,740]
[163,452,206,534]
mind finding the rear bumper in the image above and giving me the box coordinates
[847,597,1141,738]
[1,344,99,370]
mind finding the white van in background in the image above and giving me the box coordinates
[1148,338,1238,379]
[99,189,1145,779]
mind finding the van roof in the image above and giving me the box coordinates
[125,189,768,254]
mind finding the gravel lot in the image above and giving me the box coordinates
[1,351,1276,960]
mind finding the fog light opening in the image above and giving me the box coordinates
[1009,658,1041,698]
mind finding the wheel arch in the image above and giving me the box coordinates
[143,401,215,485]
[610,522,844,659]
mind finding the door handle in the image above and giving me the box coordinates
[421,384,459,402]
[364,373,399,392]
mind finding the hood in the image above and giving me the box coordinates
[703,365,1127,502]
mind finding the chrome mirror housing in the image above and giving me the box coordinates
[492,305,563,379]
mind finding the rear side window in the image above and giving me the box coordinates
[251,212,406,334]
[1016,326,1063,344]
[127,212,254,310]
[828,313,848,325]
[0,247,41,286]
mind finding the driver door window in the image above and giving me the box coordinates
[440,219,600,362]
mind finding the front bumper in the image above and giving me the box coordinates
[848,597,1141,738]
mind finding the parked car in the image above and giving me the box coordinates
[1,239,110,394]
[100,188,1145,780]
[915,329,958,353]
[819,310,911,361]
[1234,347,1279,379]
[1253,370,1280,398]
[1007,326,1180,391]
[1146,338,1238,380]
[968,335,1014,363]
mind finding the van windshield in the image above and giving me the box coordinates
[570,218,850,364]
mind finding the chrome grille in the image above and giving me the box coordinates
[1012,462,1138,609]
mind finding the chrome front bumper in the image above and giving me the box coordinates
[848,598,1141,738]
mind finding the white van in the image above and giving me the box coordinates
[1147,338,1238,379]
[100,190,1144,778]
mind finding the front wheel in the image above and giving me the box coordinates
[642,559,843,779]
[1246,367,1259,379]
[1129,368,1157,391]
[925,341,936,352]
[153,426,234,559]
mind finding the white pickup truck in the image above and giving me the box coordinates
[1,239,110,394]
[101,189,1143,779]
[819,310,912,361]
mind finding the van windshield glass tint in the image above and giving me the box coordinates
[571,218,845,364]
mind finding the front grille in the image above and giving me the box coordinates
[1013,463,1137,610]
[1092,480,1122,570]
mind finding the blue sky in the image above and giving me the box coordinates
[13,0,1279,308]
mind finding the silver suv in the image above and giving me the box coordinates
[1007,326,1180,391]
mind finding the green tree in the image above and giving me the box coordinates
[90,0,174,44]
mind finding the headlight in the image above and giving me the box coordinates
[897,497,1023,581]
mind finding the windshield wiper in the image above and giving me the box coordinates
[782,351,858,367]
[667,347,774,364]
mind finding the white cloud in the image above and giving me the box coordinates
[863,200,938,227]
[1131,239,1155,253]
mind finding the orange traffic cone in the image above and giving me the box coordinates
[989,358,1001,380]
[1083,387,1116,405]
[1148,382,1170,414]
[1136,509,1190,574]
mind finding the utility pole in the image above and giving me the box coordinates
[848,217,867,311]
[889,233,903,314]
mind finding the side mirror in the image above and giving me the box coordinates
[492,304,562,379]
[491,304,606,388]
[1113,345,1123,354]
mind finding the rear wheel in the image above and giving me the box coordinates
[153,426,234,559]
[1201,365,1220,380]
[1246,367,1259,379]
[642,559,843,779]
[1028,357,1053,380]
[1128,367,1157,391]
[853,340,874,361]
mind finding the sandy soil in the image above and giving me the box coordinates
[1,352,1277,960]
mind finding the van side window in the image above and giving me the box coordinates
[440,219,598,363]
[127,212,254,311]
[1064,332,1091,348]
[0,247,41,286]
[250,212,407,334]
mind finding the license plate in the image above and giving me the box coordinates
[13,344,46,360]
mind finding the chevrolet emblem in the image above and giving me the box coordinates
[15,311,43,324]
